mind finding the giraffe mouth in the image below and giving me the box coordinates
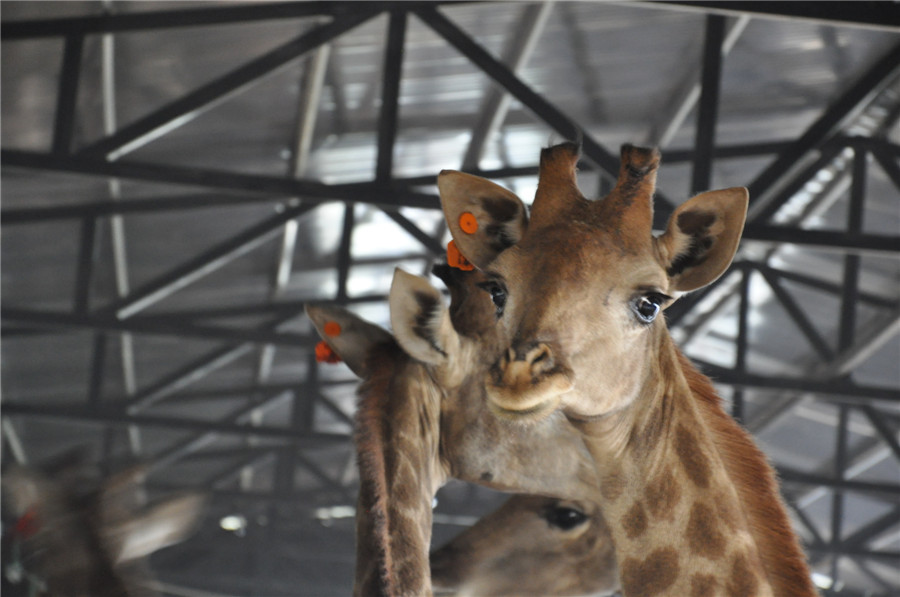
[483,343,573,421]
[484,369,572,422]
[488,394,562,421]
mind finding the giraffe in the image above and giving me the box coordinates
[430,494,619,597]
[423,142,816,596]
[306,264,602,597]
[2,453,204,597]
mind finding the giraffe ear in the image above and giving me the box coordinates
[305,304,393,378]
[438,170,528,269]
[655,187,748,293]
[389,269,459,366]
[108,493,205,563]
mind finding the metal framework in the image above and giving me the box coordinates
[2,2,899,595]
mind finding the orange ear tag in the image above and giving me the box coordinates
[447,240,474,271]
[458,212,478,234]
[323,321,342,337]
[315,340,342,364]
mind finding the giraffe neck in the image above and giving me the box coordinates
[354,342,444,597]
[577,337,814,597]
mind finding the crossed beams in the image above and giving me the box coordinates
[2,2,900,590]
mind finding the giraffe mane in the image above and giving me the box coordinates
[678,350,817,596]
[354,340,408,596]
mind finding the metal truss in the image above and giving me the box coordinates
[2,2,899,594]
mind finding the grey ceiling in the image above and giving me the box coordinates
[2,2,899,596]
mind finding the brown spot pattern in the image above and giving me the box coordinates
[690,574,717,597]
[620,547,679,597]
[686,502,725,560]
[634,403,666,455]
[645,469,681,521]
[714,491,740,531]
[600,471,626,503]
[675,424,711,488]
[621,502,648,540]
[726,552,760,597]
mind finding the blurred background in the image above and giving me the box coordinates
[2,2,899,595]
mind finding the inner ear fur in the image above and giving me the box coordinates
[389,269,458,366]
[305,304,392,378]
[437,170,528,269]
[655,187,748,292]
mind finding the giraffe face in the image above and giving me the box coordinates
[430,495,619,597]
[439,143,748,422]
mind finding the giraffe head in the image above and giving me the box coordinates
[308,268,599,500]
[430,494,619,597]
[439,142,748,422]
[2,455,204,597]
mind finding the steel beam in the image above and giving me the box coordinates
[376,9,406,182]
[1,402,349,444]
[461,2,555,170]
[1,150,440,209]
[779,466,900,500]
[747,42,900,219]
[691,15,726,194]
[78,10,380,160]
[1,307,316,348]
[650,2,900,31]
[740,224,900,256]
[695,361,899,404]
[52,34,83,154]
[0,2,376,39]
[413,5,681,218]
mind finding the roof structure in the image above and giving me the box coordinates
[2,2,899,595]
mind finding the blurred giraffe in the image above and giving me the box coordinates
[2,453,204,597]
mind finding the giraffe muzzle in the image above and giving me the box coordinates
[486,343,573,419]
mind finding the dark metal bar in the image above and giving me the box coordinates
[77,9,381,160]
[53,34,84,154]
[73,216,97,313]
[749,138,845,224]
[740,224,900,256]
[757,267,836,361]
[461,2,554,170]
[754,263,898,311]
[124,343,259,412]
[151,392,292,470]
[843,506,900,551]
[87,332,107,405]
[376,9,407,182]
[2,150,440,210]
[691,15,725,194]
[650,2,900,31]
[779,466,900,500]
[746,42,900,213]
[872,143,900,191]
[381,209,445,254]
[1,401,349,443]
[858,405,900,462]
[414,5,677,222]
[106,203,315,319]
[786,498,828,548]
[694,360,900,403]
[1,192,283,224]
[335,203,356,303]
[0,2,375,39]
[1,307,317,348]
[830,404,850,582]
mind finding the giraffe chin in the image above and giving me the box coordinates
[485,373,572,422]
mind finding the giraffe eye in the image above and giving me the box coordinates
[631,292,670,324]
[543,506,588,530]
[477,281,507,317]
